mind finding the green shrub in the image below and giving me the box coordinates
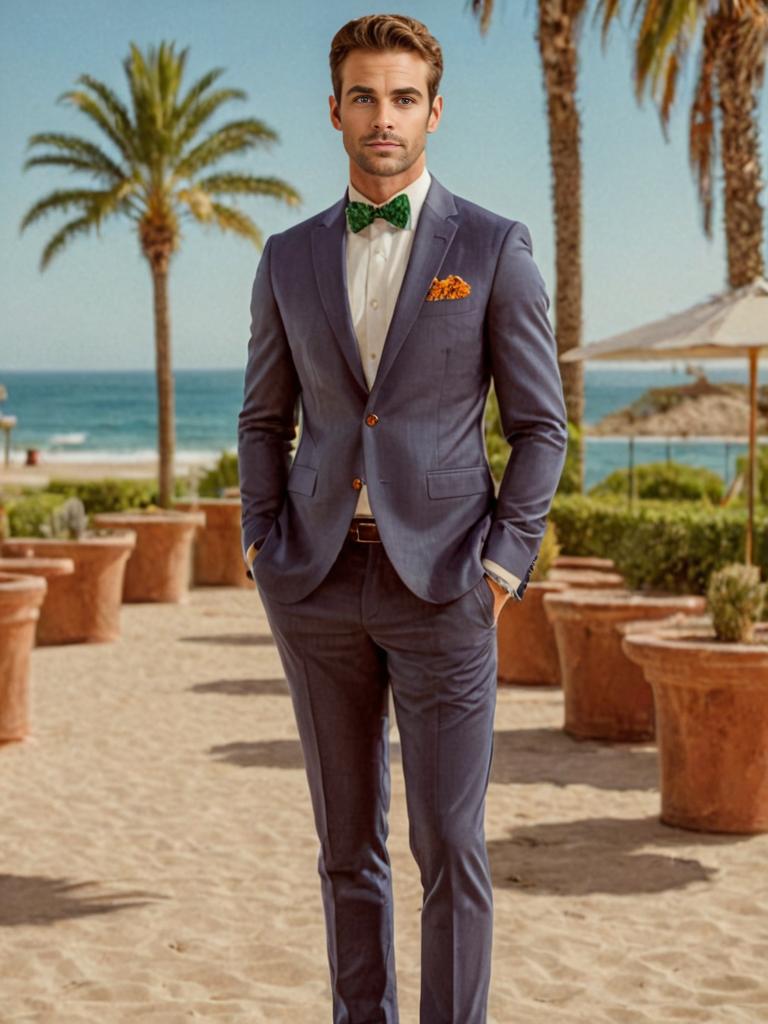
[47,478,159,513]
[7,492,68,538]
[589,461,724,503]
[734,447,768,505]
[550,494,764,595]
[556,420,583,495]
[531,520,560,582]
[198,452,239,497]
[483,387,508,484]
[46,477,189,512]
[707,563,765,643]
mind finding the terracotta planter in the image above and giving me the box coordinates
[0,571,47,743]
[93,510,205,603]
[544,590,706,742]
[497,580,568,686]
[623,624,768,833]
[548,567,626,590]
[2,534,136,644]
[174,499,253,588]
[553,555,617,574]
[0,557,74,645]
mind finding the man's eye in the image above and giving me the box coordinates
[398,97,414,104]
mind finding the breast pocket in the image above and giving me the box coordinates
[417,297,484,319]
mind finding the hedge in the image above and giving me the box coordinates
[549,494,765,595]
[589,460,724,504]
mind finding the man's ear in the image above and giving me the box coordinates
[329,95,342,131]
[427,94,443,134]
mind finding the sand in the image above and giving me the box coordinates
[1,585,768,1023]
[0,457,217,489]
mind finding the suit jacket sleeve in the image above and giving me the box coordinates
[481,220,568,597]
[237,235,301,563]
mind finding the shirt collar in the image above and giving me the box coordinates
[346,166,431,232]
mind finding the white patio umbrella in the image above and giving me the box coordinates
[561,277,768,564]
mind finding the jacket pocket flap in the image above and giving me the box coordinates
[427,466,491,499]
[286,463,317,496]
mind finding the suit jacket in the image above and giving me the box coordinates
[237,173,568,605]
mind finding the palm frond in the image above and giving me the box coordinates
[56,85,136,165]
[173,119,278,177]
[209,202,264,247]
[24,132,126,180]
[173,87,248,153]
[19,188,111,231]
[75,74,134,146]
[688,15,720,237]
[38,214,99,271]
[194,172,300,205]
[468,0,495,35]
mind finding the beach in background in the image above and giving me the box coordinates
[1,363,765,491]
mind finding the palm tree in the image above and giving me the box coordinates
[596,0,767,288]
[470,0,589,494]
[20,41,300,506]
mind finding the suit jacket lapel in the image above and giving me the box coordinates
[310,175,459,399]
[311,196,369,396]
[370,175,458,398]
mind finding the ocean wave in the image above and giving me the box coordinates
[7,448,230,466]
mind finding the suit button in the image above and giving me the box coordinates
[365,413,379,427]
[352,477,363,490]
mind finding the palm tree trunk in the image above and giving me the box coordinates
[538,0,586,492]
[151,265,175,507]
[716,14,765,289]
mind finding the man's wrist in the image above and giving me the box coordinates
[246,542,259,569]
[482,561,522,600]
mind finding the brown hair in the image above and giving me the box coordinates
[329,14,443,108]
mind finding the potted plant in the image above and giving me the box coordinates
[0,570,46,743]
[496,520,568,687]
[93,505,205,603]
[174,453,252,588]
[0,554,74,644]
[544,585,707,742]
[622,563,768,833]
[2,496,136,644]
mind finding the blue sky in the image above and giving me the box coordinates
[1,0,766,372]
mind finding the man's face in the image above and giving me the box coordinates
[329,48,442,179]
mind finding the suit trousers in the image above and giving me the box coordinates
[256,530,498,1024]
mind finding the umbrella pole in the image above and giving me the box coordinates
[746,348,758,566]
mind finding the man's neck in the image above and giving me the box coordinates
[349,160,426,205]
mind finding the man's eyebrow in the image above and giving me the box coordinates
[345,85,424,98]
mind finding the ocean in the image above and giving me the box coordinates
[0,364,764,492]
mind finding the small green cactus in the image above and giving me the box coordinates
[531,520,560,583]
[47,497,88,540]
[706,563,765,643]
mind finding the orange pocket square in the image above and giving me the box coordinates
[425,275,472,302]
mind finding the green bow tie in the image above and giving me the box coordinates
[345,192,411,233]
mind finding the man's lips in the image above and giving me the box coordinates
[367,141,401,149]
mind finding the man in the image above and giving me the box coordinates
[237,13,568,1024]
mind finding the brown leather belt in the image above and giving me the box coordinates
[348,517,381,543]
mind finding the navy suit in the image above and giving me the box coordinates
[238,174,567,1023]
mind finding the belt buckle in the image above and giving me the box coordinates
[351,518,379,543]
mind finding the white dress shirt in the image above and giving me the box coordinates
[345,166,521,597]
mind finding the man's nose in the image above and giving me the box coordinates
[371,109,395,131]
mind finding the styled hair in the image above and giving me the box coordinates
[329,14,443,108]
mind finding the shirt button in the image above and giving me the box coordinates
[352,477,363,490]
[370,298,379,309]
[365,413,379,427]
[370,352,377,360]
